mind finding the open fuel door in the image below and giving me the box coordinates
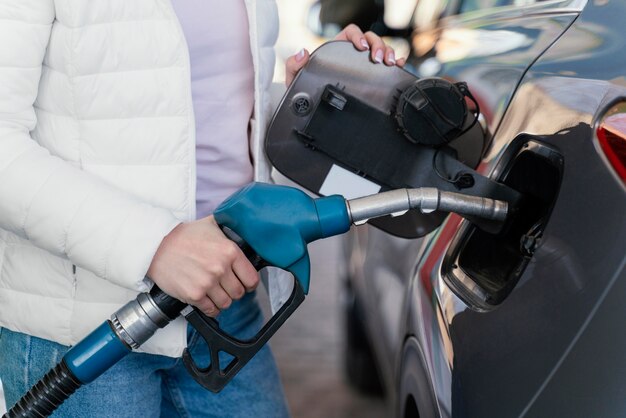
[266,41,519,238]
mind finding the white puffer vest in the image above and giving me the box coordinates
[0,0,278,357]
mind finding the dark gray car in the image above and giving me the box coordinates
[342,1,626,417]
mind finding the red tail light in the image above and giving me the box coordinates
[597,111,626,183]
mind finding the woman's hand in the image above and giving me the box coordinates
[285,24,406,86]
[147,216,259,317]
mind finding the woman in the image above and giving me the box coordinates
[0,1,401,416]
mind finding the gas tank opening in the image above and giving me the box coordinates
[442,138,563,310]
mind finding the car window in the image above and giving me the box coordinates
[459,0,545,13]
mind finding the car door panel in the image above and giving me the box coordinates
[353,226,425,391]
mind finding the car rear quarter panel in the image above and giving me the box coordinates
[425,2,626,417]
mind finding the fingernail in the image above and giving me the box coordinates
[388,51,396,65]
[295,48,305,62]
[374,49,384,64]
[360,38,369,50]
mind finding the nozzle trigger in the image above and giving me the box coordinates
[182,279,305,392]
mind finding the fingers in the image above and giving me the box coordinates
[204,240,257,311]
[364,31,385,63]
[220,239,258,292]
[363,31,397,66]
[191,269,247,317]
[221,269,248,299]
[335,24,403,67]
[182,265,224,317]
[286,24,404,87]
[207,284,232,311]
[147,217,261,318]
[285,48,309,87]
[194,297,221,318]
[334,24,369,52]
[232,251,260,292]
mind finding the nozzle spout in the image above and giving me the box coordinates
[346,188,508,226]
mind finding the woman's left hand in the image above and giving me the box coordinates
[285,24,406,86]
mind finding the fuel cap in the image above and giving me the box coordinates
[394,78,468,147]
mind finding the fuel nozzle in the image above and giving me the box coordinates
[346,188,508,232]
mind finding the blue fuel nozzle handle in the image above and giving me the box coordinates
[214,182,350,292]
[182,182,351,392]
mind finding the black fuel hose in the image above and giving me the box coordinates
[4,286,187,418]
[4,360,82,418]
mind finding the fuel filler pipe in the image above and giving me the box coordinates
[5,183,508,417]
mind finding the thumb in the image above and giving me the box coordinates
[285,48,309,87]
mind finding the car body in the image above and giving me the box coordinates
[343,1,626,417]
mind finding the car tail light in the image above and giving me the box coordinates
[597,108,626,183]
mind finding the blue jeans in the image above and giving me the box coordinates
[0,293,290,417]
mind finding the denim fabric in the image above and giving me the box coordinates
[0,293,290,418]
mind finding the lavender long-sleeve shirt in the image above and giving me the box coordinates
[172,0,255,218]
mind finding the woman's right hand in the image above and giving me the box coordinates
[147,216,259,317]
